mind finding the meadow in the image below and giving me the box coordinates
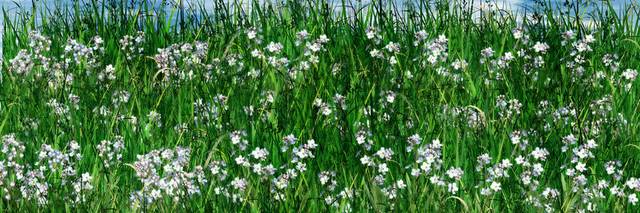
[1,0,640,212]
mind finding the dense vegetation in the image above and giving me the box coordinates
[1,0,640,212]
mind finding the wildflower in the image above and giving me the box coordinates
[266,42,284,53]
[370,49,383,58]
[250,147,269,161]
[451,59,468,70]
[148,110,162,127]
[231,177,248,191]
[375,147,394,161]
[235,156,250,167]
[96,136,125,169]
[71,173,93,204]
[209,161,228,181]
[282,134,297,152]
[384,42,400,53]
[98,64,116,81]
[385,91,396,104]
[112,90,131,108]
[481,47,494,58]
[9,50,34,75]
[448,182,459,194]
[490,181,502,192]
[406,134,422,152]
[230,130,249,151]
[414,30,428,45]
[622,69,638,81]
[247,29,257,40]
[476,153,492,171]
[512,28,524,39]
[360,155,373,166]
[446,167,464,181]
[430,176,445,186]
[629,194,638,205]
[366,27,380,42]
[20,169,48,205]
[130,147,206,207]
[532,42,550,53]
[296,30,309,41]
[542,188,560,199]
[119,31,145,60]
[378,163,389,173]
[531,147,549,161]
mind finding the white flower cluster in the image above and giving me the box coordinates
[291,30,330,75]
[193,95,228,128]
[8,31,52,77]
[64,36,104,71]
[119,31,145,60]
[495,95,523,121]
[130,147,206,208]
[97,136,125,169]
[0,135,94,206]
[563,32,596,81]
[312,94,346,118]
[153,41,210,84]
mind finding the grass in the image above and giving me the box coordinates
[1,0,640,212]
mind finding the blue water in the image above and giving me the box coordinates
[0,0,635,53]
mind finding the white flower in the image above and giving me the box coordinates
[411,168,421,177]
[235,156,249,167]
[586,139,598,149]
[384,42,400,53]
[481,47,494,58]
[451,59,468,70]
[317,35,329,43]
[366,28,377,39]
[414,30,428,43]
[447,182,459,194]
[307,42,321,52]
[532,163,545,176]
[231,177,248,191]
[406,134,422,152]
[296,30,309,40]
[542,188,559,199]
[247,30,257,40]
[490,181,502,192]
[575,162,587,172]
[251,49,264,58]
[510,131,521,145]
[375,147,394,161]
[360,155,373,166]
[512,28,524,39]
[626,178,640,191]
[446,167,464,180]
[370,49,383,58]
[629,194,638,205]
[250,148,269,161]
[515,156,526,165]
[530,147,549,161]
[266,42,283,53]
[532,42,549,53]
[430,176,445,186]
[378,163,389,173]
[584,34,595,43]
[622,69,638,81]
[385,92,396,104]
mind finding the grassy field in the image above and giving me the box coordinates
[1,0,640,212]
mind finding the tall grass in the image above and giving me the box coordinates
[1,0,640,211]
